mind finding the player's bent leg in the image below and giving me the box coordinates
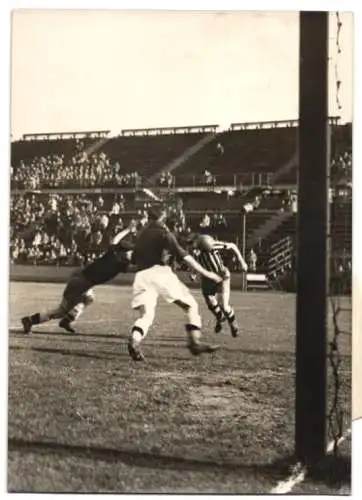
[59,302,84,333]
[83,289,95,306]
[157,268,219,355]
[204,293,225,333]
[21,304,66,334]
[173,294,220,356]
[132,303,156,339]
[21,274,92,334]
[217,277,239,337]
[128,301,156,361]
[173,293,201,339]
[59,289,95,333]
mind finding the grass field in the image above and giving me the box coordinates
[8,282,352,494]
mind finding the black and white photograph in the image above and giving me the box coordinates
[5,5,356,495]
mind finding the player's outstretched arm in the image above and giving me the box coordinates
[223,242,248,272]
[166,232,222,283]
[111,228,131,246]
[111,220,137,246]
[213,240,248,272]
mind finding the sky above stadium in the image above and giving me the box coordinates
[11,10,353,138]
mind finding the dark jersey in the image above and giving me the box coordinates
[133,220,188,271]
[82,241,133,286]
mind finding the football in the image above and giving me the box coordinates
[196,234,215,251]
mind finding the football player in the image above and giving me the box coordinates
[21,221,137,334]
[128,205,224,361]
[190,233,248,337]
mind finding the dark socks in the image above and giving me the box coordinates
[206,301,224,321]
[63,312,76,322]
[185,323,201,343]
[223,308,236,324]
[132,326,144,336]
[30,313,41,325]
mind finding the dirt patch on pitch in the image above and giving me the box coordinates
[153,370,262,417]
[189,384,260,417]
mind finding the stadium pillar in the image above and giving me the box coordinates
[295,12,329,463]
[242,214,246,260]
[242,213,247,291]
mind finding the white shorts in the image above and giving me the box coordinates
[131,265,195,309]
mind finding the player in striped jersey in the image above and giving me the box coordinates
[190,233,248,337]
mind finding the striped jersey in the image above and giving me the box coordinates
[196,241,227,274]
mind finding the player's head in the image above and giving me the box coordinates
[148,203,167,223]
[191,233,215,251]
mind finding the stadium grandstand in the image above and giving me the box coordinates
[10,118,352,292]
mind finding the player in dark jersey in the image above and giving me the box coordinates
[20,222,137,334]
[128,205,224,361]
[190,233,248,337]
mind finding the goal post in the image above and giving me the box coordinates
[295,11,330,463]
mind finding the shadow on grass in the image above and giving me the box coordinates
[7,436,293,478]
[47,331,127,340]
[307,454,351,489]
[9,328,298,360]
[8,437,351,487]
[9,327,196,344]
[9,327,127,340]
[9,344,196,363]
[9,345,118,361]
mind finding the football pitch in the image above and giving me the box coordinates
[8,282,352,494]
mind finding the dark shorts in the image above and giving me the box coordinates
[62,271,93,309]
[201,278,223,297]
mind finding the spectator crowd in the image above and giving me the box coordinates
[9,190,239,269]
[11,146,353,192]
[10,193,135,266]
[11,151,141,189]
[331,150,352,183]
